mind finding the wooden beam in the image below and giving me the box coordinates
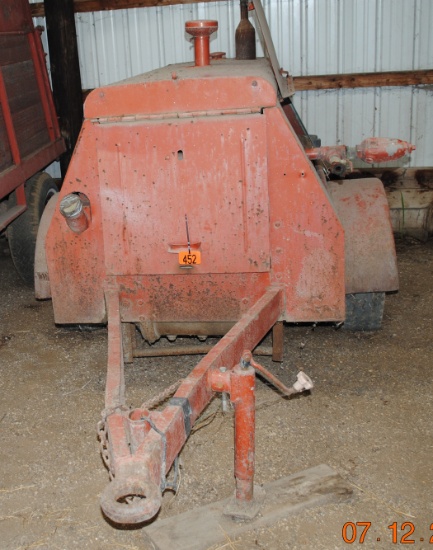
[30,0,222,18]
[349,168,433,190]
[44,0,84,177]
[81,69,433,100]
[293,70,433,91]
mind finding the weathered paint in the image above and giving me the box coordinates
[43,57,347,325]
[99,287,284,523]
[326,179,398,294]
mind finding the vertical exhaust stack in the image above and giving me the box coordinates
[185,20,218,67]
[235,0,256,60]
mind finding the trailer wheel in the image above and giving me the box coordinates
[344,292,385,331]
[8,172,58,286]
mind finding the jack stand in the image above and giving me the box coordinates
[210,351,262,521]
[144,352,351,549]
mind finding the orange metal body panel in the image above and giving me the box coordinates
[84,60,277,119]
[44,58,345,326]
[265,106,345,321]
[98,114,270,276]
[44,122,106,323]
[326,178,399,294]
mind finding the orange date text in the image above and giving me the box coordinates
[342,521,433,544]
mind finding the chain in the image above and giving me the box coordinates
[140,378,184,411]
[97,405,129,480]
[97,419,114,480]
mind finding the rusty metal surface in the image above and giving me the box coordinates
[326,178,399,293]
[306,138,415,178]
[222,360,256,503]
[210,357,257,506]
[306,145,352,177]
[121,321,135,364]
[99,287,284,524]
[355,138,415,164]
[99,287,301,524]
[149,321,235,337]
[265,106,345,321]
[45,76,346,325]
[133,344,275,358]
[97,113,270,277]
[84,58,278,120]
[185,20,218,67]
[235,0,256,61]
[249,356,295,398]
[134,344,212,357]
[173,287,284,423]
[104,287,125,410]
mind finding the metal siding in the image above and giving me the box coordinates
[416,0,433,68]
[30,0,432,166]
[412,87,433,165]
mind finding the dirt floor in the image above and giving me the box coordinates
[0,236,432,550]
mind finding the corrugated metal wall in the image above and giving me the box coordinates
[33,0,433,166]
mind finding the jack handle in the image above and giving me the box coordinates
[248,354,313,396]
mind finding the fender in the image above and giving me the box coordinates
[326,178,399,294]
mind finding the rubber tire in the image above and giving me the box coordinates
[8,172,58,286]
[343,292,385,331]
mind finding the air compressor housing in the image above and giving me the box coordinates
[38,55,398,333]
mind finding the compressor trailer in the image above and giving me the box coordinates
[36,0,413,527]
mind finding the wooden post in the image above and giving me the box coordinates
[44,0,83,177]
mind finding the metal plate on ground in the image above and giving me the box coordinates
[144,464,353,550]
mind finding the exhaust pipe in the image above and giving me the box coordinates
[236,0,256,60]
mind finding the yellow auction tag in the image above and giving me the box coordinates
[178,251,201,266]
